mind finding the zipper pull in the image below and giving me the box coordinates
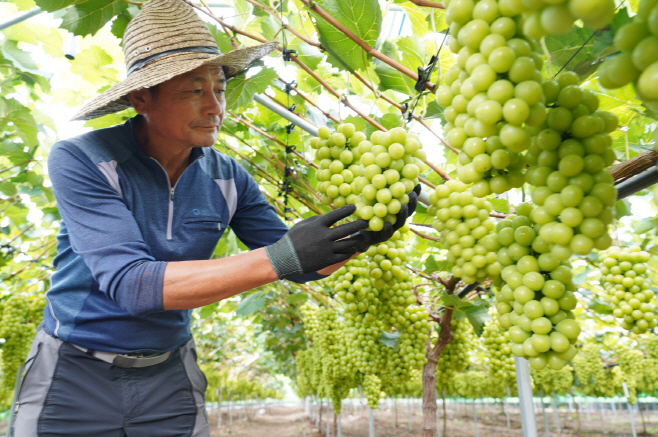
[170,188,175,201]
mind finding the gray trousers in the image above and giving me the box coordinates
[11,328,210,437]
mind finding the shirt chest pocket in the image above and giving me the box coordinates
[182,214,225,234]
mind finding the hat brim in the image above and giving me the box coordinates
[72,42,278,121]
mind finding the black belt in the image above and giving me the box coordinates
[70,343,173,368]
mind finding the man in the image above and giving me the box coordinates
[11,0,416,436]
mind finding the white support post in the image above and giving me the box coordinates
[515,356,539,437]
[407,396,412,431]
[472,400,480,437]
[598,398,605,427]
[229,391,233,425]
[326,405,330,437]
[393,397,397,428]
[623,382,638,437]
[5,364,25,437]
[369,407,375,437]
[337,413,341,437]
[612,397,617,420]
[551,392,560,433]
[217,388,222,428]
[504,387,511,428]
[539,391,550,437]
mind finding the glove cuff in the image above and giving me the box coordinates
[264,234,304,279]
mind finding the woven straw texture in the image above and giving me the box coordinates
[72,0,277,121]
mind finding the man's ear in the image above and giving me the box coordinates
[127,88,152,114]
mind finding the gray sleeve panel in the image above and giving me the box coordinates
[213,178,237,222]
[96,160,122,196]
[180,338,211,437]
[264,234,304,279]
[12,328,64,437]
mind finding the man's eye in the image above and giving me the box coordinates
[215,89,225,95]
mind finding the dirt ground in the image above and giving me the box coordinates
[206,402,658,437]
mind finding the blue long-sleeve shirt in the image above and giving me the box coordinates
[44,115,319,354]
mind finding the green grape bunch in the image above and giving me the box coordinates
[531,364,574,395]
[598,0,658,101]
[525,73,617,258]
[597,246,656,333]
[482,309,516,390]
[438,0,547,196]
[429,179,501,283]
[573,342,622,398]
[0,294,43,406]
[363,374,383,409]
[311,124,426,232]
[436,316,478,395]
[495,203,581,371]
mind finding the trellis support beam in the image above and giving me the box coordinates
[253,94,319,137]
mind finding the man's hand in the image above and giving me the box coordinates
[265,204,367,279]
[353,184,421,253]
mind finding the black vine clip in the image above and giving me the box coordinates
[285,80,297,95]
[288,104,297,113]
[285,144,296,153]
[282,49,298,62]
[415,54,437,93]
[401,102,409,114]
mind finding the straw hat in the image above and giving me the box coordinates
[72,0,277,121]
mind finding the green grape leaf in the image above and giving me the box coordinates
[1,99,38,146]
[236,291,267,316]
[111,5,140,42]
[225,67,277,110]
[310,0,382,72]
[207,24,238,54]
[589,299,614,315]
[375,40,415,94]
[59,0,128,37]
[70,46,119,83]
[424,254,441,274]
[635,217,658,234]
[1,40,44,77]
[218,300,238,313]
[379,330,400,350]
[573,266,591,285]
[288,38,324,71]
[288,292,308,305]
[462,304,489,336]
[0,181,18,197]
[489,198,509,213]
[615,198,632,219]
[199,302,219,319]
[35,0,78,12]
[544,26,598,79]
[424,100,444,119]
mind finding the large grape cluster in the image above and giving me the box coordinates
[531,364,573,395]
[436,317,478,395]
[438,0,546,196]
[572,342,621,397]
[525,74,617,258]
[597,246,656,333]
[298,303,356,413]
[429,179,501,283]
[482,311,516,390]
[598,0,658,101]
[0,294,43,406]
[454,370,495,398]
[363,374,383,409]
[494,204,581,371]
[614,343,642,404]
[311,124,425,232]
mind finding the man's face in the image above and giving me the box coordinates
[140,64,227,148]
